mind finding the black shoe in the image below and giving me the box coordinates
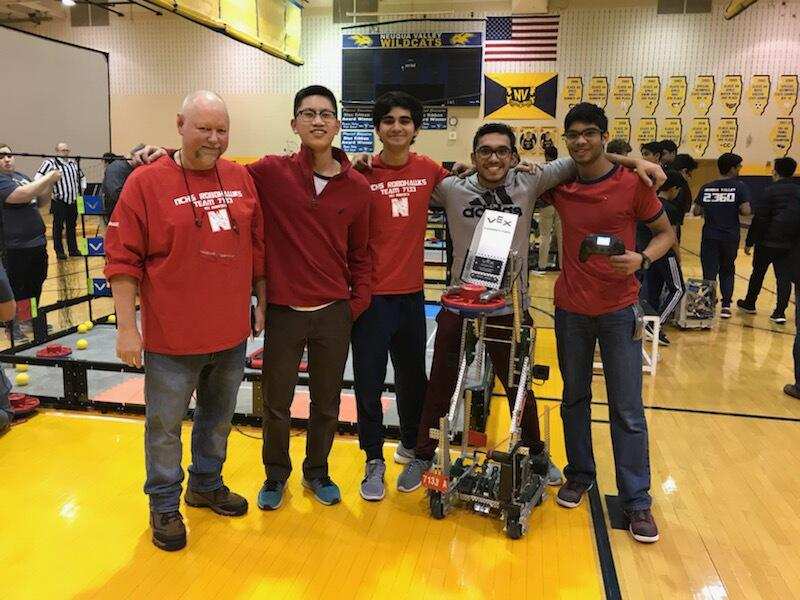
[770,313,787,324]
[720,305,732,319]
[185,484,248,516]
[736,299,757,314]
[56,253,67,260]
[68,252,82,258]
[149,510,186,551]
[657,330,670,346]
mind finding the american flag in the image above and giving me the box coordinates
[484,15,560,62]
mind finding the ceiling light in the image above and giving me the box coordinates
[62,0,76,6]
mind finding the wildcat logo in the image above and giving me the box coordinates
[350,35,373,47]
[507,87,535,107]
[449,33,473,46]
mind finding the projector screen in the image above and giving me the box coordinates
[0,25,110,180]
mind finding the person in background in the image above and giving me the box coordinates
[738,157,800,324]
[36,141,85,260]
[659,140,678,167]
[102,143,145,220]
[640,141,662,165]
[535,144,563,274]
[672,153,698,221]
[642,171,686,346]
[606,139,632,156]
[0,262,17,433]
[0,143,59,342]
[693,152,752,319]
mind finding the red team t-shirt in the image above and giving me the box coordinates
[549,165,663,316]
[104,155,265,355]
[364,153,449,295]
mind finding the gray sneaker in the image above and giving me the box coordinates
[360,459,386,501]
[397,458,432,492]
[393,442,415,465]
[546,460,563,486]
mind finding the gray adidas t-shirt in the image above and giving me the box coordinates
[431,158,576,312]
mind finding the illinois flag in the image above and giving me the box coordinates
[484,72,558,119]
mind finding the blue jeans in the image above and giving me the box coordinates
[144,341,246,513]
[554,306,652,511]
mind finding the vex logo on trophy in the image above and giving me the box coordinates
[507,86,535,107]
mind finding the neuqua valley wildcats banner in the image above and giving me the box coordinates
[484,72,558,120]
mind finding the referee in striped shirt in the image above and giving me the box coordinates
[36,141,85,260]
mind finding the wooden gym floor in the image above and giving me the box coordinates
[2,216,800,599]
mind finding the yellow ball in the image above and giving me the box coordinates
[15,373,29,386]
[77,323,89,333]
[84,321,94,331]
[108,315,116,324]
[15,364,28,373]
[76,339,89,350]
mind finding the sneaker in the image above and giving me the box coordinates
[556,479,593,508]
[624,508,660,543]
[720,305,732,319]
[185,484,248,516]
[397,458,432,493]
[783,384,800,399]
[302,476,341,505]
[360,459,386,501]
[736,299,757,314]
[149,510,186,551]
[770,312,787,324]
[657,330,670,346]
[531,269,546,277]
[393,442,415,465]
[257,480,285,510]
[546,460,563,487]
[56,253,67,261]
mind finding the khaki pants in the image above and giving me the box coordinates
[537,205,563,270]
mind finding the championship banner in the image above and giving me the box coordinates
[637,76,661,116]
[611,76,634,115]
[691,75,715,116]
[665,76,688,116]
[719,75,743,116]
[635,118,658,145]
[775,75,799,116]
[587,76,609,109]
[661,118,682,146]
[516,126,558,159]
[562,76,583,109]
[484,72,558,120]
[747,75,771,115]
[688,118,711,156]
[715,118,739,153]
[609,118,631,143]
[770,118,795,157]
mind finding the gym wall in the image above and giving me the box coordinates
[12,0,799,167]
[0,25,111,175]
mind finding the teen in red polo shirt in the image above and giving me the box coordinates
[351,92,449,501]
[548,103,675,544]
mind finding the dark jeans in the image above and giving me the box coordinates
[143,341,246,513]
[262,301,351,482]
[415,309,543,461]
[352,292,427,461]
[700,237,739,305]
[554,305,651,511]
[794,287,800,387]
[645,251,685,324]
[52,199,78,255]
[4,245,48,306]
[744,245,792,316]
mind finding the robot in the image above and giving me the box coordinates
[420,252,551,540]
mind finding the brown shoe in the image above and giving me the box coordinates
[625,508,660,543]
[556,479,593,508]
[783,384,800,399]
[149,510,186,551]
[185,485,248,516]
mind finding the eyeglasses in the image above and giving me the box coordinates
[475,146,513,159]
[295,109,337,123]
[562,128,604,143]
[0,152,12,158]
